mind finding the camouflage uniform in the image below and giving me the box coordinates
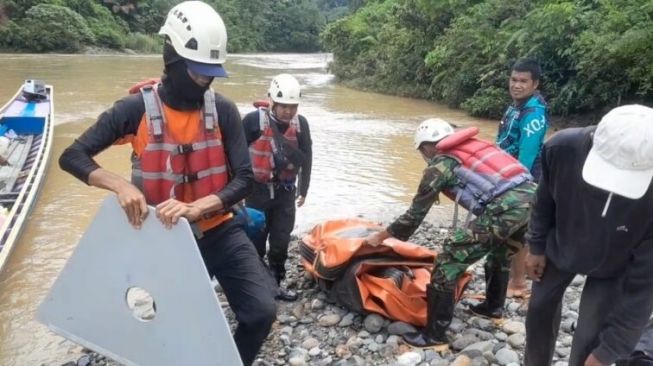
[387,155,535,291]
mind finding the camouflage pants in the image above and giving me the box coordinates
[431,206,530,291]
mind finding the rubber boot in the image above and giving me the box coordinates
[469,268,509,319]
[271,268,297,302]
[616,351,653,366]
[403,285,455,347]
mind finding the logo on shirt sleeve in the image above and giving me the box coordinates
[524,118,546,137]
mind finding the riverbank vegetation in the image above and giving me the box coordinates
[0,0,650,121]
[321,0,653,120]
[0,0,350,53]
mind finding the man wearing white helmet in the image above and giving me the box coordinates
[524,105,653,366]
[364,118,536,347]
[243,74,313,302]
[59,2,276,364]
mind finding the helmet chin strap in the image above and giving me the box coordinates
[269,104,295,124]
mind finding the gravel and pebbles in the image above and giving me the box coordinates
[61,220,584,366]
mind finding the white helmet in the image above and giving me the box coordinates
[268,74,301,105]
[414,118,455,149]
[159,1,228,77]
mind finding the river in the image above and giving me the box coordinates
[0,53,497,365]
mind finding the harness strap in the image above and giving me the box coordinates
[203,89,217,132]
[452,188,463,230]
[134,166,227,181]
[141,85,165,141]
[258,108,268,131]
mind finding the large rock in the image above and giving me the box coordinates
[318,313,341,327]
[338,313,355,327]
[387,321,417,335]
[363,313,385,333]
[501,321,526,335]
[506,333,525,348]
[396,351,423,366]
[471,356,489,366]
[449,355,472,366]
[461,341,495,355]
[301,338,320,350]
[288,348,308,366]
[310,299,326,310]
[430,360,450,366]
[495,348,519,365]
[465,328,495,341]
[452,334,480,350]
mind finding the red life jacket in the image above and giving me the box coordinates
[248,107,301,184]
[436,127,531,217]
[129,82,231,233]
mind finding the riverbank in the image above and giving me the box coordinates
[0,46,150,55]
[61,218,583,366]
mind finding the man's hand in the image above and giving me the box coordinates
[115,182,148,229]
[584,353,607,366]
[296,195,306,207]
[363,230,391,247]
[526,253,547,282]
[87,169,148,229]
[155,199,202,229]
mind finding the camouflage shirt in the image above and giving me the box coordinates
[387,155,536,241]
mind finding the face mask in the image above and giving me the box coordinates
[161,42,213,107]
[165,61,212,104]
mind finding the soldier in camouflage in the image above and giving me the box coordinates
[364,118,535,348]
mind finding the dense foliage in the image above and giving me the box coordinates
[322,0,653,119]
[0,0,352,53]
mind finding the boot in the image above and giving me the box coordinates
[616,351,653,366]
[403,285,455,347]
[271,268,297,302]
[469,268,509,319]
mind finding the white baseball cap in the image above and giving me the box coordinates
[582,104,653,199]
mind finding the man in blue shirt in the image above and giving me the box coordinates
[495,58,548,299]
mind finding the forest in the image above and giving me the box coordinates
[322,0,653,118]
[1,0,651,119]
[0,0,354,53]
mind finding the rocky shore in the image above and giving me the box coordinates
[62,221,584,366]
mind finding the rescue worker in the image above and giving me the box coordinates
[524,105,653,366]
[497,58,549,298]
[364,118,536,347]
[243,74,313,302]
[58,2,276,365]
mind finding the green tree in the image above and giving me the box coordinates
[10,3,95,51]
[322,0,653,120]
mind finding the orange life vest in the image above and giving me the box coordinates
[436,127,531,216]
[129,81,232,233]
[248,107,300,184]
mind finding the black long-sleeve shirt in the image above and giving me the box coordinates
[59,89,253,209]
[242,110,312,197]
[528,126,653,363]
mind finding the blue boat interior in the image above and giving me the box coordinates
[0,96,50,135]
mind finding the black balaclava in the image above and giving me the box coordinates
[158,41,214,110]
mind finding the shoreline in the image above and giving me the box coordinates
[0,50,605,129]
[57,211,582,366]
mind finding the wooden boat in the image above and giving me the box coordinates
[0,81,54,272]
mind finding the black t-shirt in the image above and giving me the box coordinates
[59,86,253,209]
